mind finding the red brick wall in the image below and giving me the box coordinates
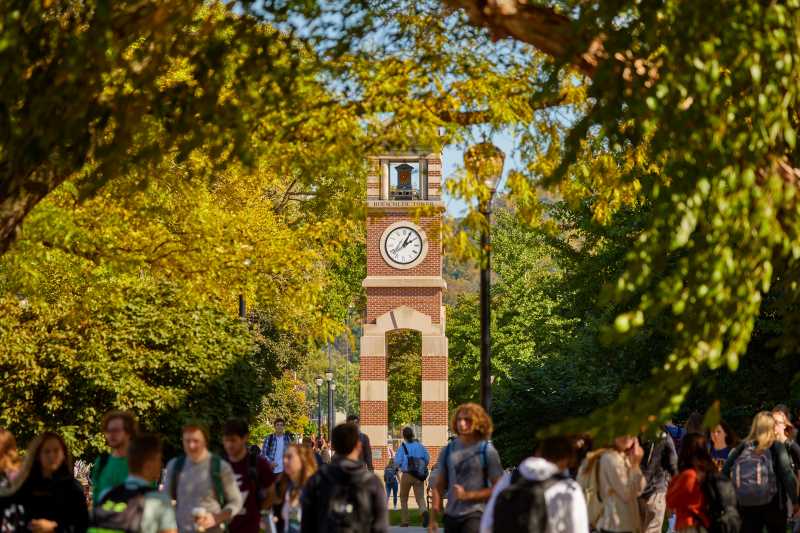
[421,356,448,380]
[360,356,386,379]
[421,401,449,425]
[360,401,388,426]
[366,287,442,324]
[367,214,442,277]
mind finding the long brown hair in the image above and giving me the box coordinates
[19,431,74,484]
[0,428,19,475]
[278,444,318,501]
[678,433,716,475]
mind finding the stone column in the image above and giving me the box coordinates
[359,334,388,470]
[421,334,448,465]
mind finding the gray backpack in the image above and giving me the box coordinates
[731,443,777,506]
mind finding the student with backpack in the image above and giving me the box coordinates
[383,458,399,510]
[394,426,430,527]
[91,433,177,533]
[722,411,798,533]
[666,432,739,533]
[479,435,588,533]
[429,403,504,533]
[300,422,388,533]
[92,410,138,506]
[222,419,276,533]
[162,424,243,533]
[262,419,294,475]
[639,430,678,533]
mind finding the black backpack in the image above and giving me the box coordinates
[701,472,741,533]
[88,484,152,533]
[491,470,561,533]
[402,443,429,481]
[321,464,374,533]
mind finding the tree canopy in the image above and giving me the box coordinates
[5,0,800,444]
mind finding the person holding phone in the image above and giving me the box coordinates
[596,435,647,533]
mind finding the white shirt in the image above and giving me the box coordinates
[273,436,286,474]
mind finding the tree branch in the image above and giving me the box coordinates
[444,0,603,77]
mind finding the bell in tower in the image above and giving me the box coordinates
[395,163,414,190]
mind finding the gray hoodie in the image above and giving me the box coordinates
[480,457,589,533]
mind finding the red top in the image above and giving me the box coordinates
[667,468,710,529]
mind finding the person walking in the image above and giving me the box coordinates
[316,437,332,464]
[91,410,138,506]
[596,435,646,533]
[479,435,588,533]
[708,420,738,471]
[163,423,243,533]
[15,431,89,532]
[300,422,388,533]
[666,433,715,532]
[429,403,504,533]
[0,428,25,532]
[346,415,374,472]
[271,443,318,533]
[383,458,399,511]
[262,418,293,475]
[395,426,430,527]
[222,419,276,533]
[723,411,798,533]
[91,433,177,533]
[0,428,20,489]
[639,429,678,533]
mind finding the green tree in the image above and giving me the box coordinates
[387,330,422,427]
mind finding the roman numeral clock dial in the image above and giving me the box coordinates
[380,223,428,269]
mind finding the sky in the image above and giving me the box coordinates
[441,130,522,217]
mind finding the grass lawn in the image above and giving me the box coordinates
[388,509,423,526]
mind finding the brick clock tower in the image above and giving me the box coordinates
[359,150,449,472]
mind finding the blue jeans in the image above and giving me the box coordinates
[386,480,399,507]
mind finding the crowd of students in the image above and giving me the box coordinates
[1,402,799,533]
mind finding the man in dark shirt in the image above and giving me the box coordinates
[301,423,388,533]
[223,419,277,533]
[346,414,373,471]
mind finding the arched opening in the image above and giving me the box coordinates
[386,329,422,455]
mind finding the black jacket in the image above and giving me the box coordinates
[359,433,373,471]
[300,457,388,533]
[17,474,89,532]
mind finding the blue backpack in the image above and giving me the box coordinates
[731,443,777,506]
[441,440,490,488]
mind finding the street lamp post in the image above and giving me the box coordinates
[330,381,337,439]
[464,142,505,414]
[314,376,324,439]
[325,368,334,442]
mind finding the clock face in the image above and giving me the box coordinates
[384,226,424,265]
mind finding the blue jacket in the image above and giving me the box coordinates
[394,440,429,473]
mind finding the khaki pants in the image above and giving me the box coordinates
[400,471,426,524]
[638,490,667,533]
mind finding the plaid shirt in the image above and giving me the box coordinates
[261,433,293,464]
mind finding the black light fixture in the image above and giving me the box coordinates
[315,375,324,438]
[464,142,505,413]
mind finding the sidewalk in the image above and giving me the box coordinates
[389,528,427,533]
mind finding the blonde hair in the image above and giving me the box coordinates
[746,411,776,451]
[450,403,493,440]
[0,428,19,475]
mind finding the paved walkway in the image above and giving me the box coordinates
[389,528,427,533]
